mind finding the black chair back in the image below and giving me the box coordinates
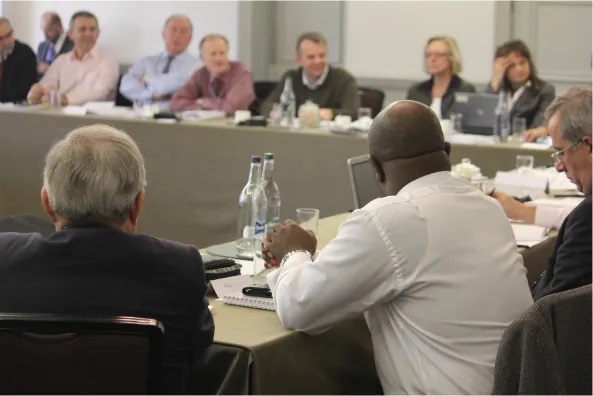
[0,313,164,394]
[358,87,385,118]
[249,81,278,115]
[115,74,134,107]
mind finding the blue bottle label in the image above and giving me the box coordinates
[254,221,266,236]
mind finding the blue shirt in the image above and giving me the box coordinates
[119,51,199,110]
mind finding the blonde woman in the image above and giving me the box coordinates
[407,36,476,119]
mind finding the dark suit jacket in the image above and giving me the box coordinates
[36,36,74,64]
[486,79,556,129]
[492,284,592,395]
[532,195,592,300]
[406,75,476,119]
[0,225,214,394]
[0,40,38,103]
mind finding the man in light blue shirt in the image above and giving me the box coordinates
[119,15,198,110]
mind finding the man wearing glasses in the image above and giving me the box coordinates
[0,17,38,103]
[529,86,592,300]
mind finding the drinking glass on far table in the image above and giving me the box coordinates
[449,113,463,133]
[357,107,372,120]
[512,117,527,142]
[515,154,534,171]
[296,208,319,235]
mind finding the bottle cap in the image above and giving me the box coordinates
[264,153,274,160]
[250,155,262,163]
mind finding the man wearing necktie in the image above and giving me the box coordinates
[119,15,198,110]
[36,12,74,76]
[170,33,255,115]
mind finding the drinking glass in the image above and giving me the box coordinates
[516,154,534,170]
[512,117,527,142]
[357,107,372,120]
[449,113,463,133]
[296,208,319,235]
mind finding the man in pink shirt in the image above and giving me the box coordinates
[169,34,254,115]
[28,11,118,106]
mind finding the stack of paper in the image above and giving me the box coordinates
[511,223,548,247]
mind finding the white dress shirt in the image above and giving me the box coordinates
[302,65,329,89]
[430,97,442,119]
[39,46,119,105]
[268,171,533,395]
[533,203,578,229]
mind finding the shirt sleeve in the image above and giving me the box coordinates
[169,70,202,112]
[534,205,575,229]
[119,59,152,103]
[39,55,62,90]
[198,68,255,115]
[65,54,119,105]
[267,209,400,335]
[145,60,196,96]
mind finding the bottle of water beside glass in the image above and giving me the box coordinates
[236,156,268,259]
[280,76,296,127]
[494,91,510,142]
[260,153,281,231]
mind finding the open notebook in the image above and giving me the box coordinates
[221,292,275,311]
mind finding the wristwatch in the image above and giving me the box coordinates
[280,250,313,267]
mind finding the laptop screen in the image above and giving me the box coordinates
[347,155,383,209]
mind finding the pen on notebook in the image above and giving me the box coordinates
[488,188,496,197]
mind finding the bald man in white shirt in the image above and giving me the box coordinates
[263,101,533,395]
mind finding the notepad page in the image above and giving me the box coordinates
[221,292,275,311]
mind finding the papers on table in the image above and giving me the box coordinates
[511,223,549,247]
[527,197,583,209]
[180,110,226,121]
[445,133,496,145]
[520,142,551,150]
[494,170,549,200]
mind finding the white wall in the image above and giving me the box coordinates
[2,1,239,64]
[343,1,497,83]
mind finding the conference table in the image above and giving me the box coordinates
[191,212,557,395]
[0,108,553,251]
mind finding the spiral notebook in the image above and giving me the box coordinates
[221,292,275,311]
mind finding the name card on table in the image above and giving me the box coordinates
[61,106,88,116]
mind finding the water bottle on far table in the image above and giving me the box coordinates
[260,153,281,232]
[280,76,296,127]
[494,91,510,142]
[236,156,268,259]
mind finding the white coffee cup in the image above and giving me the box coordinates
[234,110,251,124]
[334,115,352,129]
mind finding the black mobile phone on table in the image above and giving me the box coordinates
[242,283,273,298]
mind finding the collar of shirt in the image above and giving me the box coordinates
[208,64,232,84]
[505,80,531,109]
[69,45,99,62]
[397,171,454,197]
[54,31,67,53]
[302,65,329,89]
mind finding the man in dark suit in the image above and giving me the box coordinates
[0,17,37,103]
[0,124,214,394]
[532,86,592,300]
[36,12,73,76]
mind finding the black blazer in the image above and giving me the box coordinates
[0,40,37,103]
[532,196,592,301]
[36,36,74,63]
[0,225,214,394]
[486,79,555,129]
[406,75,476,119]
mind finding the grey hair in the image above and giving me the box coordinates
[163,14,193,34]
[43,124,147,224]
[544,86,592,143]
[69,11,98,30]
[0,17,11,27]
[295,31,327,54]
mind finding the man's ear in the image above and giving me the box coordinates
[370,155,385,184]
[40,187,58,223]
[584,136,592,153]
[444,142,452,156]
[129,189,145,226]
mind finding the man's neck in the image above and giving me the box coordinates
[51,31,63,44]
[73,47,89,60]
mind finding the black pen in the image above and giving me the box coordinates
[488,188,496,197]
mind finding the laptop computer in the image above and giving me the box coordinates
[346,154,383,209]
[450,92,499,136]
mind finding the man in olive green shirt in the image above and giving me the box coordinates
[261,31,360,121]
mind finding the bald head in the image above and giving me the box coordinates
[368,101,445,162]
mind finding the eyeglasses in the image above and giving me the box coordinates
[550,140,583,164]
[0,30,13,42]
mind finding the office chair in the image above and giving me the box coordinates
[0,313,164,394]
[358,87,385,118]
[115,74,134,107]
[249,81,278,115]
